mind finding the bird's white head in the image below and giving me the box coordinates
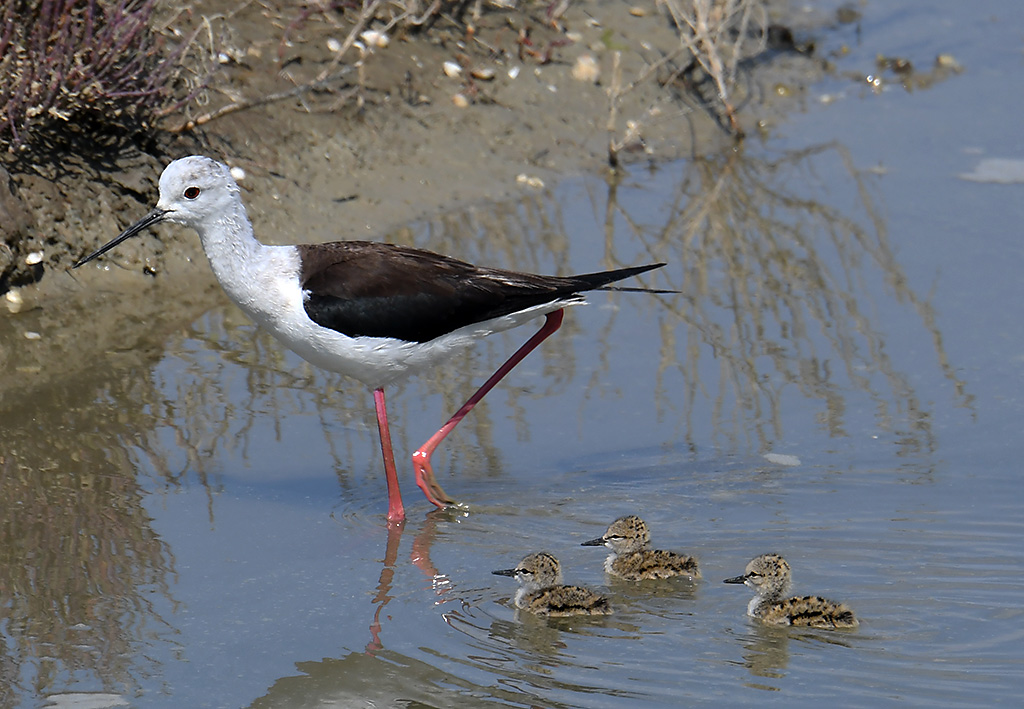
[155,156,240,231]
[74,155,243,269]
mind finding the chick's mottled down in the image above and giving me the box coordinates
[724,553,858,629]
[493,552,612,617]
[581,515,700,581]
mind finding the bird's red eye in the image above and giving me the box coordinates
[183,186,201,200]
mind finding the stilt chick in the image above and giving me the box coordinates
[724,553,858,629]
[493,552,612,616]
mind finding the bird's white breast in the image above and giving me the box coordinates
[214,244,576,389]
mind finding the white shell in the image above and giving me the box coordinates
[515,174,545,189]
[572,54,600,82]
[5,288,23,313]
[763,452,801,467]
[360,30,389,48]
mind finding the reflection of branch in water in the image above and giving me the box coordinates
[599,143,968,456]
[0,279,213,703]
[0,373,177,701]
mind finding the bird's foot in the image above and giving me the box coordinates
[412,451,457,509]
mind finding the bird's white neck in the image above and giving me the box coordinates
[193,201,268,303]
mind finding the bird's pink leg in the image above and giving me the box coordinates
[373,388,405,524]
[413,309,565,508]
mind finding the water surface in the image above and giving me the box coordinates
[3,0,1023,706]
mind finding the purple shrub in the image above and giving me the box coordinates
[0,0,187,153]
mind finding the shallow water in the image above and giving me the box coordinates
[4,0,1024,706]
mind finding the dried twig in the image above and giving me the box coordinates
[659,0,767,136]
[165,67,355,133]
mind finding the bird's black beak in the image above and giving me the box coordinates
[73,208,168,268]
[723,574,748,584]
[492,568,517,577]
[580,537,606,547]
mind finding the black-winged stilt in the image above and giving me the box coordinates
[75,156,666,523]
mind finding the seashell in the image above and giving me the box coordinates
[360,30,389,48]
[5,289,23,313]
[571,54,600,82]
[515,174,545,189]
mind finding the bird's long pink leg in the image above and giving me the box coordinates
[373,388,405,524]
[413,309,565,508]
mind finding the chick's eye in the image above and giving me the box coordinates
[183,186,201,200]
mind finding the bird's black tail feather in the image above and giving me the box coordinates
[573,263,676,294]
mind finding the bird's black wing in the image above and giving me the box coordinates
[297,242,662,342]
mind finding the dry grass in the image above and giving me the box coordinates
[661,0,767,134]
[596,142,967,452]
[605,0,769,168]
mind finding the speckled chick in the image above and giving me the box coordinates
[492,552,612,616]
[581,515,700,581]
[723,553,858,629]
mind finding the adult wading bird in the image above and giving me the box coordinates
[76,156,667,523]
